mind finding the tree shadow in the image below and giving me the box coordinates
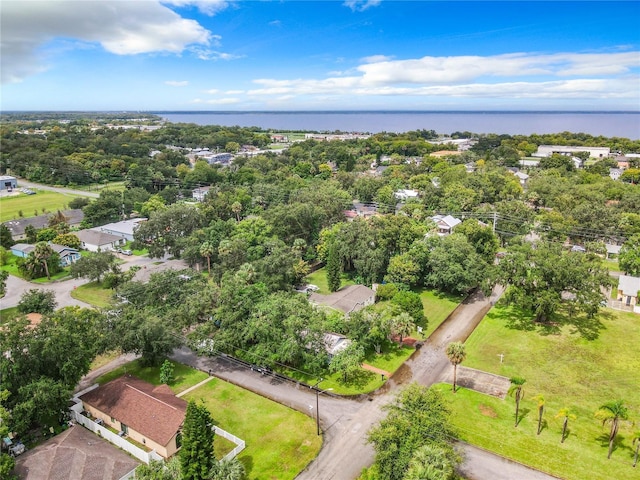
[340,369,376,389]
[538,419,549,434]
[239,455,254,477]
[515,407,530,427]
[595,432,630,457]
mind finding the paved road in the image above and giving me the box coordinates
[14,179,100,198]
[170,285,557,480]
[0,253,186,310]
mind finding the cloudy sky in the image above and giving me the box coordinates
[1,0,639,111]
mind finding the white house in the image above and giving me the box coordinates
[431,215,462,236]
[610,168,624,181]
[533,145,610,159]
[76,229,126,252]
[95,218,146,242]
[394,189,419,201]
[192,186,212,202]
[617,275,640,307]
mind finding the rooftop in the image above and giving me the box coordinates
[79,376,186,447]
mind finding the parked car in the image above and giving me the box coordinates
[121,249,132,256]
[9,442,26,457]
[295,284,320,293]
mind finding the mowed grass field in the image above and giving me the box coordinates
[444,305,640,480]
[0,190,90,222]
[185,378,322,480]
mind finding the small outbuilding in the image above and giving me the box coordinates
[0,175,17,191]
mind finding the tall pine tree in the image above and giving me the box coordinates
[326,242,341,292]
[180,400,215,480]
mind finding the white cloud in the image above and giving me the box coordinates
[204,89,220,94]
[269,20,282,27]
[1,0,212,83]
[162,0,230,16]
[205,97,240,104]
[189,46,242,61]
[245,51,640,102]
[165,80,189,87]
[225,90,244,94]
[343,0,381,12]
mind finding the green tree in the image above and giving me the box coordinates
[70,251,118,283]
[619,235,640,276]
[180,400,216,480]
[160,360,175,385]
[24,224,38,243]
[17,289,57,314]
[367,383,457,480]
[200,241,215,276]
[135,458,181,479]
[326,242,341,292]
[391,290,424,324]
[508,377,526,427]
[0,271,8,297]
[595,399,629,459]
[385,253,421,287]
[116,310,181,367]
[0,224,14,249]
[330,342,365,383]
[33,241,55,280]
[555,407,577,444]
[0,246,9,266]
[445,342,466,393]
[52,232,81,249]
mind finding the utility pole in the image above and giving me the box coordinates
[492,211,497,235]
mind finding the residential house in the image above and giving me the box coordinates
[192,186,212,202]
[10,243,81,266]
[79,376,187,459]
[323,332,352,359]
[76,229,126,252]
[2,209,84,240]
[309,284,376,314]
[514,171,529,185]
[431,215,462,236]
[617,275,640,307]
[610,168,624,181]
[605,244,621,259]
[394,189,419,201]
[95,218,146,242]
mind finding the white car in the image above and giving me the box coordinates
[295,284,319,293]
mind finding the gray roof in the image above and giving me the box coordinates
[606,244,622,255]
[96,218,146,237]
[323,333,352,356]
[2,209,84,236]
[10,242,78,258]
[618,275,640,297]
[77,229,123,247]
[309,285,375,314]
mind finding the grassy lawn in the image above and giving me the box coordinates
[184,378,322,480]
[0,255,22,277]
[434,384,640,480]
[452,305,640,480]
[364,341,414,373]
[603,258,620,272]
[305,267,355,295]
[70,281,115,307]
[0,307,21,325]
[89,350,122,370]
[95,359,209,395]
[0,190,90,222]
[418,288,463,337]
[279,364,384,395]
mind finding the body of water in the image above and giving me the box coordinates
[155,111,640,140]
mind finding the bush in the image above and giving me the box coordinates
[391,290,425,323]
[17,289,57,314]
[376,283,399,301]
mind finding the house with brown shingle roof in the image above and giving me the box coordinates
[79,376,186,459]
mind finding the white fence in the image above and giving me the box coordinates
[608,300,640,313]
[69,400,163,465]
[214,426,246,461]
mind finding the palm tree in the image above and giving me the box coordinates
[632,431,640,467]
[555,407,577,443]
[508,377,526,427]
[445,342,466,393]
[231,201,242,222]
[533,394,545,435]
[390,312,413,343]
[404,444,455,480]
[210,457,245,480]
[199,241,215,276]
[595,399,629,459]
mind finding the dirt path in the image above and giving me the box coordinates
[74,353,139,393]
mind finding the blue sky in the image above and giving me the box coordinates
[1,1,639,111]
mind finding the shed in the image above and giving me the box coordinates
[0,175,17,191]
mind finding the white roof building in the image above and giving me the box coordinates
[431,215,462,236]
[394,189,419,201]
